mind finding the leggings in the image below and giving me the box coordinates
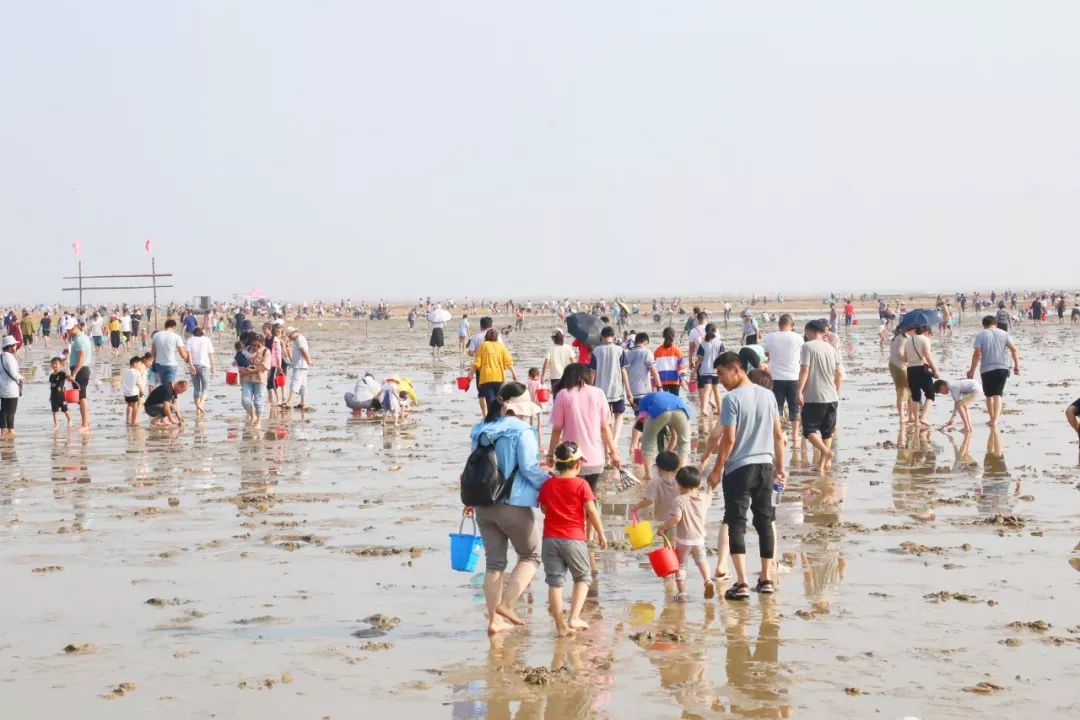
[0,397,18,429]
[722,463,775,558]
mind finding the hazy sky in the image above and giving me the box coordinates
[3,2,1078,304]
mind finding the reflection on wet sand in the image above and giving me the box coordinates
[721,603,789,718]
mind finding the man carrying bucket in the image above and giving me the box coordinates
[703,351,786,601]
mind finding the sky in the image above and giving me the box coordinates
[2,2,1078,305]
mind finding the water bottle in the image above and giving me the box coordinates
[771,482,782,507]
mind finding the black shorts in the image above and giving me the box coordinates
[608,399,626,415]
[906,365,936,403]
[997,322,1008,332]
[801,402,838,439]
[125,395,140,405]
[981,369,1009,398]
[550,379,562,397]
[745,334,758,345]
[73,367,91,399]
[429,327,445,348]
[697,374,719,386]
[110,331,122,348]
[772,379,800,421]
[662,385,680,396]
[145,403,166,418]
[50,397,68,413]
[478,382,502,404]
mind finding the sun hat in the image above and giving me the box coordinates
[1,335,15,348]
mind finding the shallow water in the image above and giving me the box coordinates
[1,312,1078,718]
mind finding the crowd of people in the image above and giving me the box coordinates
[0,290,1076,637]
[455,291,1079,636]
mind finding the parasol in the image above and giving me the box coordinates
[898,309,942,330]
[427,307,452,323]
[566,312,603,348]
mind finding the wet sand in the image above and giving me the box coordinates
[1,309,1077,719]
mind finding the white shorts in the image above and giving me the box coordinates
[288,368,309,396]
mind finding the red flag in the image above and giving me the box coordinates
[72,241,81,257]
[145,239,153,254]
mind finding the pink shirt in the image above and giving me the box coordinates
[549,385,612,471]
[526,378,542,402]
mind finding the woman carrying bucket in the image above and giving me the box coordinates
[463,390,549,636]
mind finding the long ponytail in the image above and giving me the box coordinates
[704,323,716,342]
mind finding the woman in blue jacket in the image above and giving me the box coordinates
[464,382,548,635]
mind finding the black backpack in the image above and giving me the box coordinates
[460,434,517,507]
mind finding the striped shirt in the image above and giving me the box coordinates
[653,344,685,387]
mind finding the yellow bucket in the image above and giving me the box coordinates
[625,509,655,550]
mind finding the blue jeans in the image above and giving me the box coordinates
[157,364,178,386]
[241,381,266,416]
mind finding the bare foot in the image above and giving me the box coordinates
[555,624,576,638]
[487,615,514,636]
[568,617,590,631]
[494,605,525,626]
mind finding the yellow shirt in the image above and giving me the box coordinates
[472,341,513,385]
[398,376,418,404]
[108,319,121,332]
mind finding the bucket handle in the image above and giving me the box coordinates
[629,508,640,525]
[458,515,479,537]
[655,534,673,549]
[69,379,79,390]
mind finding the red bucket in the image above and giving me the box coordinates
[633,447,643,465]
[647,536,679,577]
[455,375,471,391]
[225,370,239,386]
[64,388,80,404]
[688,379,698,393]
[536,388,551,403]
[852,319,859,326]
[275,373,286,388]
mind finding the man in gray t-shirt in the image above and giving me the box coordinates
[797,320,843,471]
[699,351,786,597]
[589,327,632,446]
[967,315,1020,427]
[625,333,661,399]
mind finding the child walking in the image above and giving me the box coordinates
[537,441,607,636]
[657,467,715,601]
[121,356,145,426]
[47,357,72,429]
[632,450,681,542]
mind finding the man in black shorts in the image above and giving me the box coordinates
[797,320,843,472]
[967,315,1020,427]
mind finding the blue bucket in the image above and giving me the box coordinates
[450,516,484,572]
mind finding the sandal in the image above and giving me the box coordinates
[674,592,689,603]
[724,583,750,601]
[704,581,715,600]
[755,579,775,594]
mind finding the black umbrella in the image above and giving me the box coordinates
[898,309,942,330]
[566,312,603,348]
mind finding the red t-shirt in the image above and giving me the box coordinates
[572,339,591,365]
[537,476,595,540]
[844,303,854,317]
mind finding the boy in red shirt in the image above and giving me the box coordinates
[537,441,607,636]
